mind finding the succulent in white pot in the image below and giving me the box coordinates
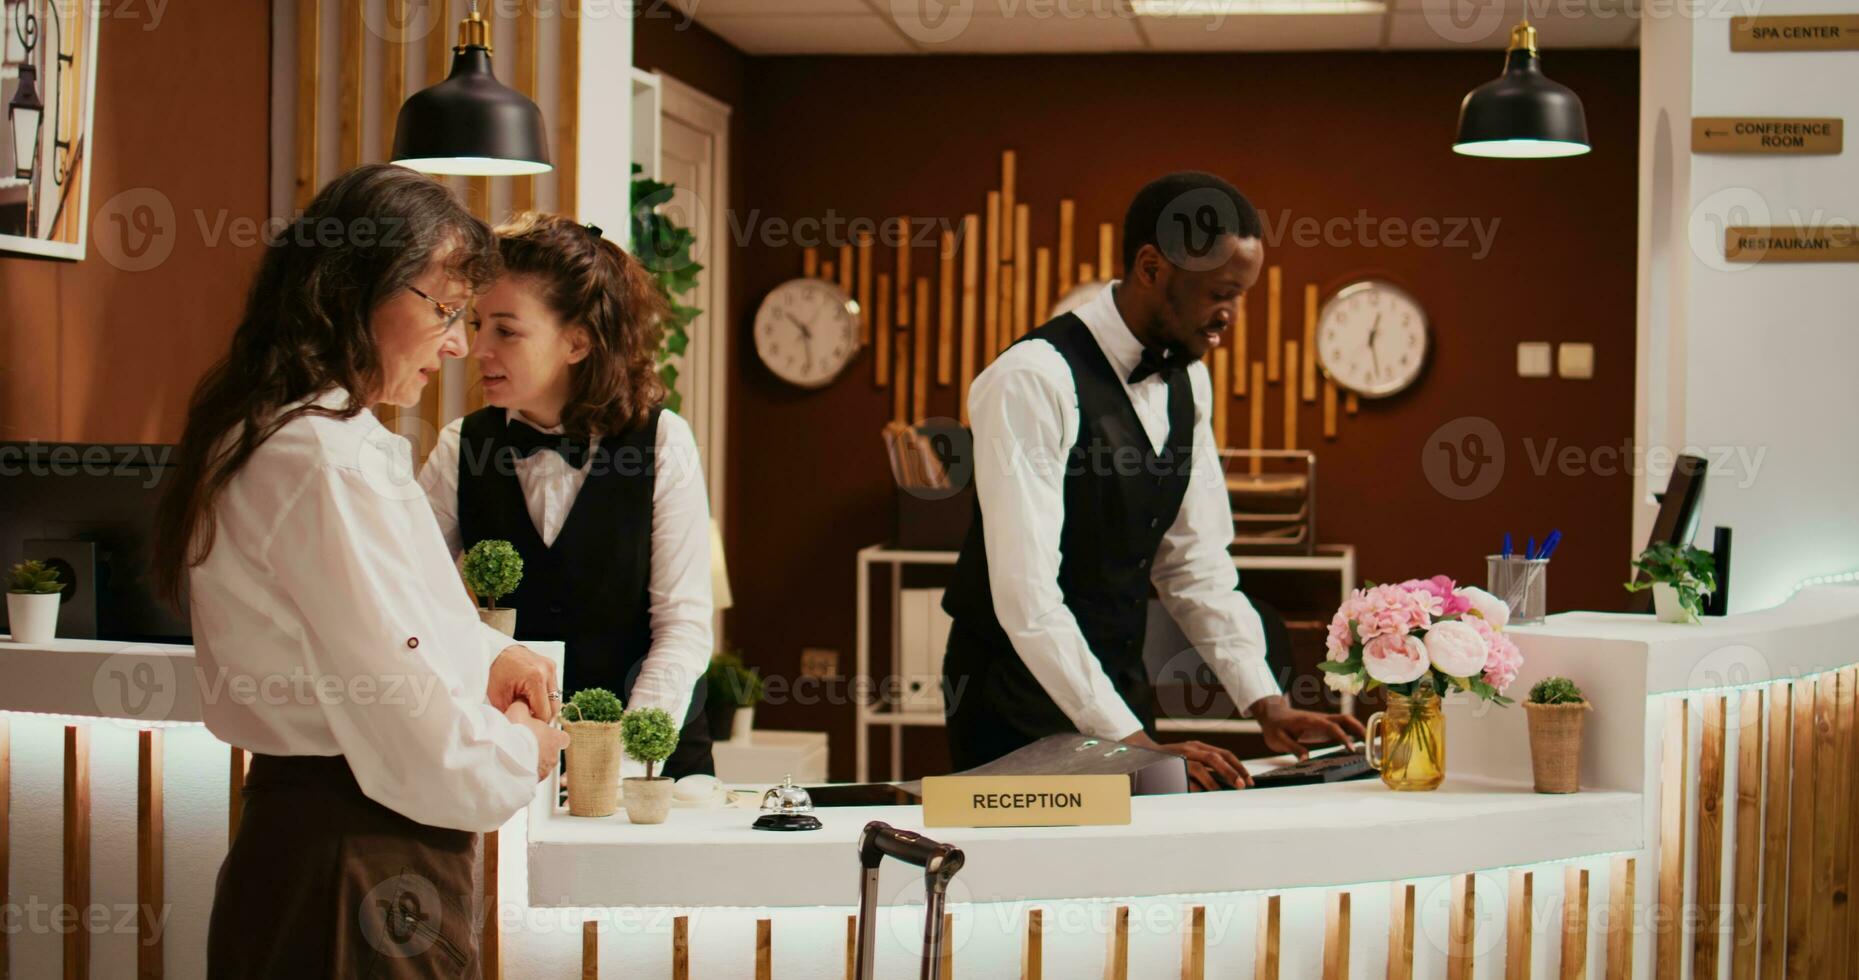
[463,539,523,636]
[7,560,65,644]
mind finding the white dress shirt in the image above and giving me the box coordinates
[966,281,1280,741]
[187,388,540,833]
[417,408,714,758]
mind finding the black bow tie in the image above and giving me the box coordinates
[503,420,592,469]
[1128,346,1186,385]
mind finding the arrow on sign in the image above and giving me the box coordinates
[1704,129,1726,137]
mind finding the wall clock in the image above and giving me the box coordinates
[1315,279,1429,398]
[754,278,860,389]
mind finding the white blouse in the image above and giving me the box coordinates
[187,387,540,833]
[417,408,714,753]
[964,281,1280,741]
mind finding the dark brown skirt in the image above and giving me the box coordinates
[207,754,483,979]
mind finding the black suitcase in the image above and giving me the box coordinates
[852,821,966,980]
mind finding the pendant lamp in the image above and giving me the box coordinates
[391,1,551,176]
[1454,20,1590,159]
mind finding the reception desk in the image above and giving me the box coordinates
[2,585,1856,978]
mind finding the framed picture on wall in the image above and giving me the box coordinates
[1,0,100,261]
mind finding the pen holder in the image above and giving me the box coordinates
[1487,556,1549,626]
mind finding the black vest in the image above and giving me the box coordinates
[941,313,1194,759]
[455,408,711,781]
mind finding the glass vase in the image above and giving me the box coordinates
[1366,689,1446,791]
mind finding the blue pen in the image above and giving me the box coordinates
[1502,533,1513,559]
[1541,529,1563,560]
[1526,537,1538,561]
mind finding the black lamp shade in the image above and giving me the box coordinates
[392,47,550,176]
[1454,47,1590,159]
[9,64,44,181]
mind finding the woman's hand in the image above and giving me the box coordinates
[488,645,560,721]
[505,700,570,782]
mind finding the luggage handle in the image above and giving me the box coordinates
[859,821,964,875]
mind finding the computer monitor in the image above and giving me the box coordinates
[0,442,192,642]
[1625,453,1708,614]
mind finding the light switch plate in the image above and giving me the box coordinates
[1558,342,1595,379]
[1517,342,1552,378]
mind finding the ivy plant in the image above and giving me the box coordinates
[630,164,704,414]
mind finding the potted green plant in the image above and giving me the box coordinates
[6,560,64,644]
[463,539,524,635]
[705,650,764,743]
[1623,542,1716,624]
[1524,677,1591,794]
[561,687,625,817]
[620,706,680,825]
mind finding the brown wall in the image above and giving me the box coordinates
[0,2,271,443]
[697,50,1640,778]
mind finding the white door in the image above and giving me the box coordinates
[654,72,732,621]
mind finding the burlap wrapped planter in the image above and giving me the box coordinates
[1524,701,1591,794]
[563,719,624,817]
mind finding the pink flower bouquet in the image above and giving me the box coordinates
[1321,575,1523,704]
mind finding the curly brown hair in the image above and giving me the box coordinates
[153,164,500,605]
[494,212,670,438]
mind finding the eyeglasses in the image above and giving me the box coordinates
[407,285,467,331]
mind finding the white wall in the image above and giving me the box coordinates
[1636,0,1859,611]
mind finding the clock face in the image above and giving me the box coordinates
[754,278,860,389]
[1315,280,1429,398]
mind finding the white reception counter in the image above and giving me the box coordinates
[3,585,1857,978]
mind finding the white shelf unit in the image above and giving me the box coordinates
[853,543,1357,782]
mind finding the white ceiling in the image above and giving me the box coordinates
[670,0,1639,55]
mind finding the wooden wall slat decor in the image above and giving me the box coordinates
[293,0,322,211]
[960,214,979,425]
[1323,891,1350,980]
[1784,676,1816,978]
[1388,882,1416,980]
[1655,698,1687,979]
[1561,866,1589,980]
[1607,857,1635,980]
[914,277,931,422]
[1693,695,1726,978]
[138,729,164,980]
[1233,297,1248,396]
[1760,681,1791,980]
[1282,341,1299,449]
[580,920,597,980]
[1180,905,1206,980]
[1731,688,1763,979]
[512,0,539,213]
[940,912,954,980]
[858,232,874,345]
[803,247,818,279]
[1449,873,1475,980]
[845,914,856,980]
[939,231,956,385]
[756,917,772,980]
[1013,205,1032,341]
[1829,668,1855,980]
[1021,907,1043,980]
[1846,669,1859,980]
[1104,905,1130,980]
[875,272,893,386]
[1000,152,1017,264]
[1301,283,1318,402]
[1507,870,1533,980]
[1097,223,1113,281]
[1247,362,1265,475]
[1033,247,1051,327]
[983,193,1001,361]
[1809,671,1841,977]
[1057,200,1075,295]
[673,914,690,980]
[896,218,912,327]
[338,0,364,171]
[64,725,91,980]
[1265,266,1282,382]
[1254,895,1281,980]
[1211,348,1230,446]
[557,0,580,218]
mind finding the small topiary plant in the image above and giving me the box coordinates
[565,687,624,724]
[621,707,680,780]
[1529,676,1586,705]
[7,560,63,594]
[463,540,523,609]
[705,650,764,709]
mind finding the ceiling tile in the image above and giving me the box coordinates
[696,13,922,54]
[1137,12,1389,50]
[905,9,1150,53]
[1384,0,1638,48]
